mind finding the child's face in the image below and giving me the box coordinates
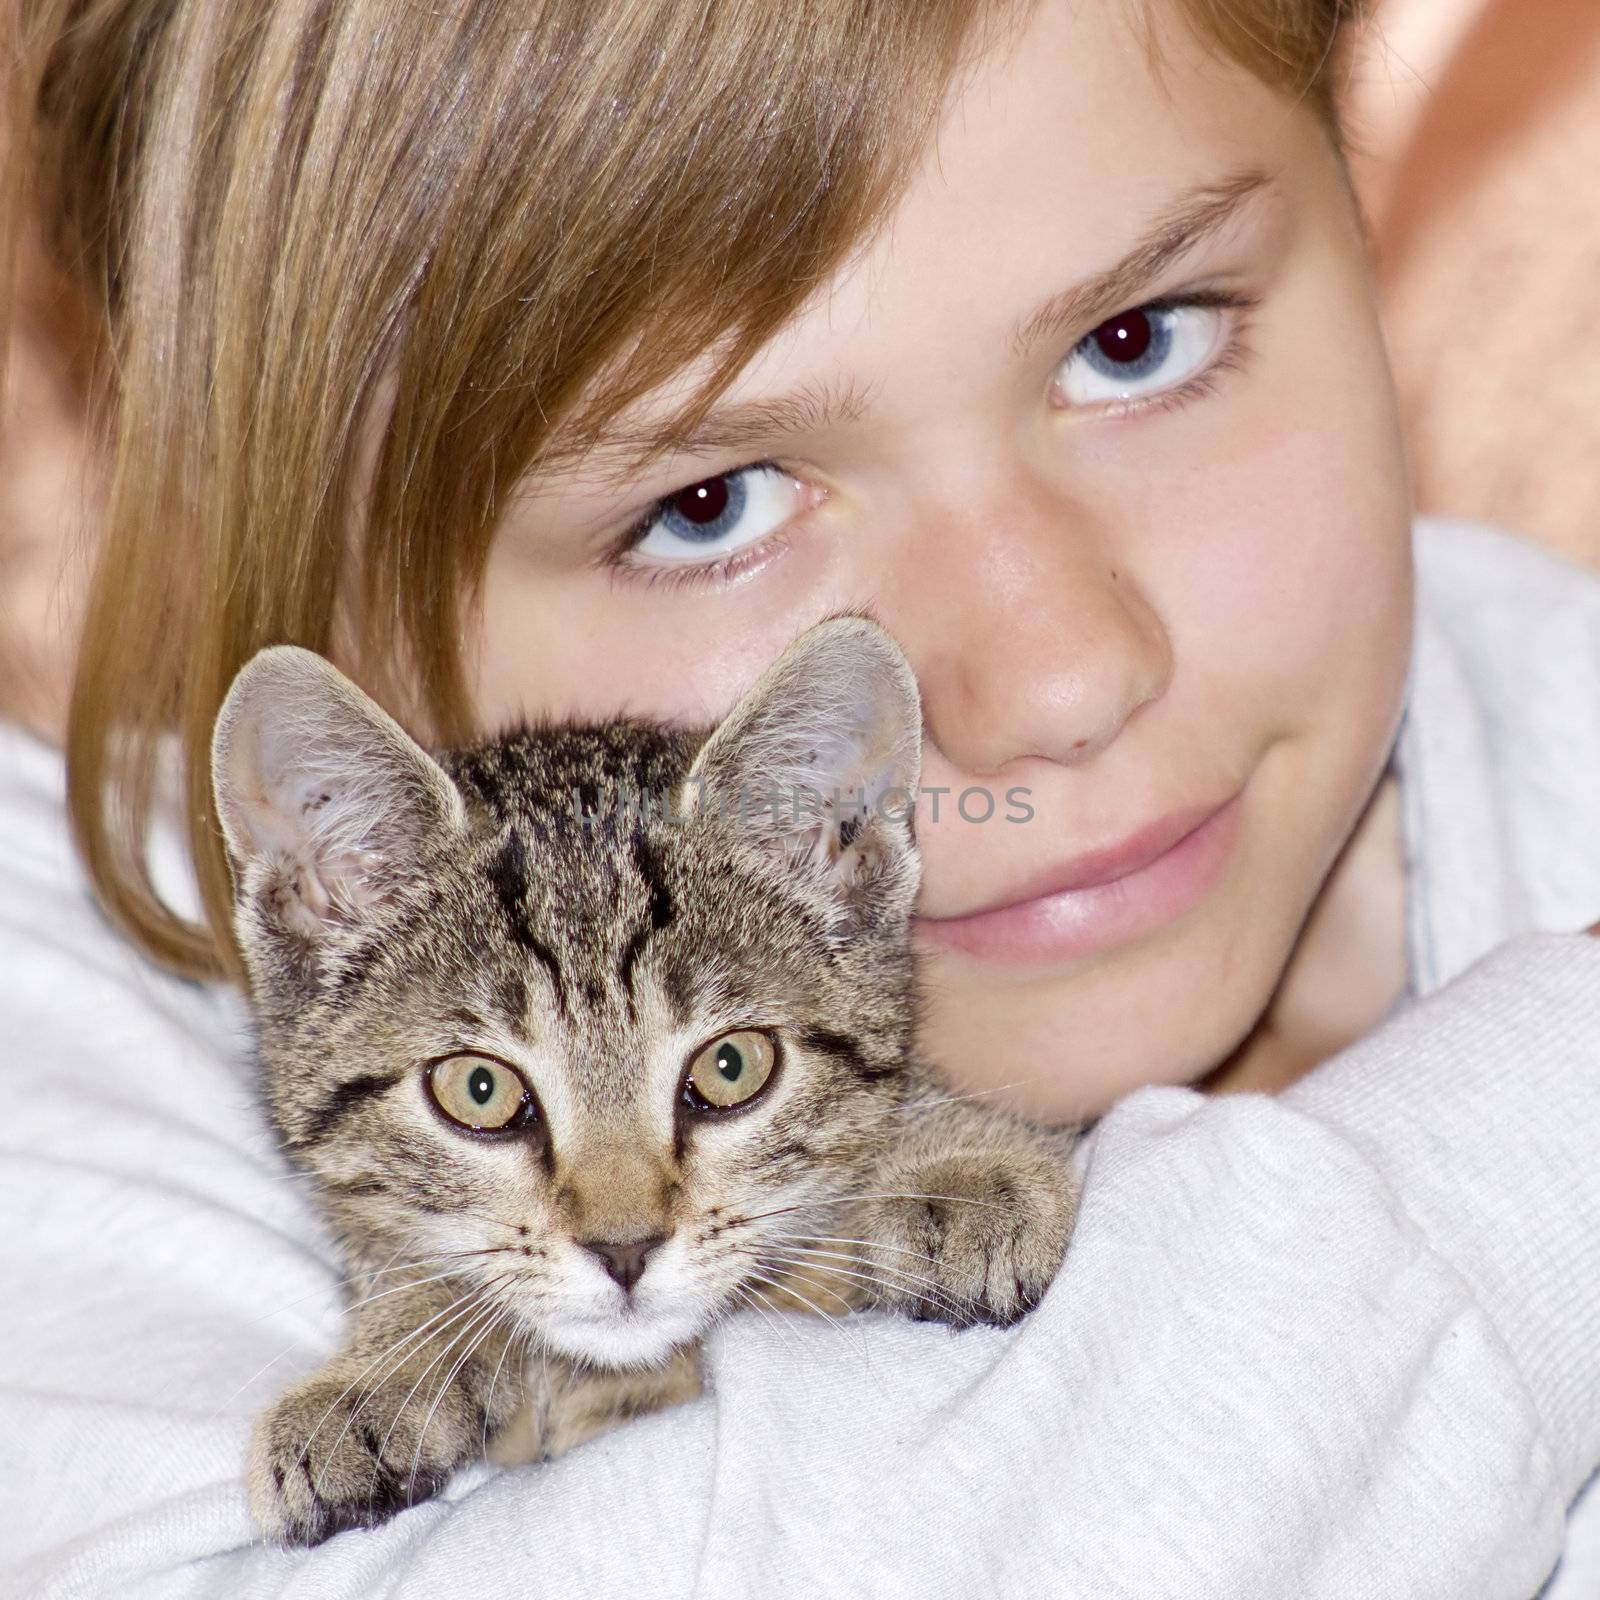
[467,0,1413,1118]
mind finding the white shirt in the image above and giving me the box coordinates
[4,516,1600,1599]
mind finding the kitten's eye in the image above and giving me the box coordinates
[682,1030,778,1113]
[427,1054,534,1133]
[1053,302,1225,407]
[631,465,803,564]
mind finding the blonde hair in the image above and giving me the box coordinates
[5,0,1366,979]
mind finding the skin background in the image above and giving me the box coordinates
[0,0,1593,1114]
[1346,0,1600,573]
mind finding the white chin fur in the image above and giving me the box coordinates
[539,1306,708,1369]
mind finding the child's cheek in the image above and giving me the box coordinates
[1145,284,1414,760]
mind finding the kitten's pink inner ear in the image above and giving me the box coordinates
[211,645,465,937]
[679,618,923,875]
[223,720,386,930]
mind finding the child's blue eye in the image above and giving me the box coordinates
[632,464,804,563]
[1054,302,1227,407]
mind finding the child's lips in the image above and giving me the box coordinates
[914,789,1245,964]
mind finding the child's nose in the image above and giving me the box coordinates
[886,487,1173,775]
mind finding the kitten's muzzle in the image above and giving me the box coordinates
[580,1234,667,1293]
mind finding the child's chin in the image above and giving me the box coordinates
[539,1307,706,1369]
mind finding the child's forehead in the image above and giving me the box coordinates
[919,0,1299,199]
[550,2,1315,476]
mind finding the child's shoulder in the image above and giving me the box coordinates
[0,722,84,937]
[1405,517,1600,974]
[1413,515,1600,739]
[1414,515,1600,659]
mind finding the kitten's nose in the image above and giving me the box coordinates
[581,1234,666,1292]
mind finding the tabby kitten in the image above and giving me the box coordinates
[213,617,1079,1547]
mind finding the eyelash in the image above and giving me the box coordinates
[1085,289,1257,419]
[608,524,796,593]
[1102,297,1256,420]
[604,290,1260,593]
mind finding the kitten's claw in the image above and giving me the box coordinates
[248,1364,483,1546]
[856,1131,1079,1329]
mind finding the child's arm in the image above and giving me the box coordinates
[5,718,1599,1595]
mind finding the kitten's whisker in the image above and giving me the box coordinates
[891,1083,1034,1112]
[404,1299,511,1500]
[200,1253,494,1421]
[355,1314,493,1509]
[480,1326,527,1456]
[755,1229,962,1292]
[765,1259,969,1323]
[732,1280,788,1326]
[761,1230,949,1272]
[337,1262,493,1321]
[843,1191,1015,1214]
[205,1269,447,1433]
[739,1191,1013,1227]
[374,1244,409,1276]
[445,1208,532,1234]
[735,1278,814,1352]
[759,1253,936,1316]
[349,1250,500,1285]
[740,1265,854,1342]
[353,1277,513,1500]
[307,1273,513,1473]
[741,1266,879,1370]
[755,1244,968,1318]
[730,1283,809,1355]
[743,1255,858,1317]
[367,1277,512,1478]
[294,1280,493,1490]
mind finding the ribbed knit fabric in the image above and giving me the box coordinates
[3,517,1599,1598]
[1288,936,1600,1512]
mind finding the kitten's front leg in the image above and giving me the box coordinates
[249,1274,523,1546]
[852,1096,1080,1328]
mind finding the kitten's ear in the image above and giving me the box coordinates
[682,617,922,891]
[211,647,466,942]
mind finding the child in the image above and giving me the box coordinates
[4,0,1600,1592]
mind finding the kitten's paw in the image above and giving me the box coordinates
[857,1137,1078,1329]
[248,1363,484,1546]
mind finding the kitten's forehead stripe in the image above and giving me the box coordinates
[617,827,677,1010]
[455,756,509,821]
[617,923,649,1011]
[488,828,536,948]
[492,970,531,1033]
[631,832,675,932]
[660,958,702,1028]
[489,827,569,1015]
[523,931,571,1016]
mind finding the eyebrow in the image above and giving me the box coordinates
[624,376,875,461]
[1008,166,1272,357]
[580,165,1273,472]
